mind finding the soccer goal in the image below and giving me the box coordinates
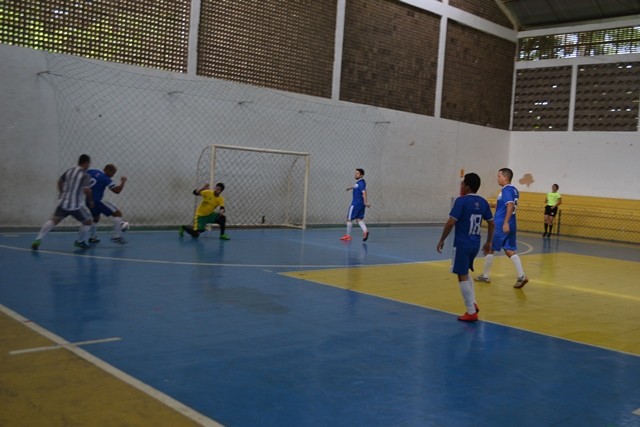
[195,145,310,229]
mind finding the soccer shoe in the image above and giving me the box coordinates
[74,241,90,250]
[89,236,101,243]
[340,234,352,241]
[219,234,230,240]
[111,236,128,245]
[457,312,478,322]
[514,276,529,289]
[178,226,184,237]
[362,231,369,242]
[475,275,491,283]
[31,240,41,250]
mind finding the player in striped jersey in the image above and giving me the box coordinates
[31,154,94,250]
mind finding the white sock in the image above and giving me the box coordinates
[78,224,90,243]
[36,220,55,241]
[459,280,476,314]
[346,221,353,235]
[482,254,494,277]
[510,254,525,278]
[358,221,368,233]
[112,216,122,238]
[90,223,97,238]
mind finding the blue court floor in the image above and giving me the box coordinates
[1,227,640,426]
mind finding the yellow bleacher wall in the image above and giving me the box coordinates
[487,192,640,244]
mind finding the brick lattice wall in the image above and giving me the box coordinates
[512,67,572,131]
[197,0,337,98]
[340,0,440,116]
[449,0,514,29]
[574,62,640,131]
[442,21,516,129]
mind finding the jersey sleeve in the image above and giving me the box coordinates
[448,197,463,221]
[503,186,516,204]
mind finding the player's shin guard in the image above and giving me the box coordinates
[78,224,91,243]
[482,254,494,277]
[112,216,122,237]
[358,221,367,233]
[510,254,525,278]
[346,221,353,235]
[36,220,55,241]
[459,280,476,314]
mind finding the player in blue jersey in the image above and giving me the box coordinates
[437,173,494,322]
[87,164,128,244]
[32,154,94,250]
[340,168,370,241]
[475,168,529,288]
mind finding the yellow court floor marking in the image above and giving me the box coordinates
[283,253,640,356]
[0,307,218,427]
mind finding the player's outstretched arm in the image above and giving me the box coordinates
[111,176,127,194]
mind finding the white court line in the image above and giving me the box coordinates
[9,337,122,355]
[0,239,534,270]
[0,304,223,427]
[0,243,449,269]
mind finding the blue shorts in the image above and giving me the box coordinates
[492,227,518,252]
[90,200,118,218]
[451,245,480,275]
[347,204,365,221]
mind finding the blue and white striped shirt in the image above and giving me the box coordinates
[58,167,91,210]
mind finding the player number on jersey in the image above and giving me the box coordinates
[468,214,482,236]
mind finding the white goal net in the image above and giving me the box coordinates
[196,145,310,229]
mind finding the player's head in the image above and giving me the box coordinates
[552,183,559,192]
[103,164,117,177]
[355,168,365,179]
[498,168,513,185]
[214,182,225,195]
[78,154,91,169]
[462,173,481,194]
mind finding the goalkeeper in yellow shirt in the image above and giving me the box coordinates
[179,183,230,240]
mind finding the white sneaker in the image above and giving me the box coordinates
[475,275,491,283]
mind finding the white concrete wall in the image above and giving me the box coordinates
[0,46,61,224]
[509,132,640,198]
[3,44,638,229]
[0,45,513,227]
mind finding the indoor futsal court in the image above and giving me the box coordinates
[1,226,639,426]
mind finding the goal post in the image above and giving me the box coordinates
[195,144,310,229]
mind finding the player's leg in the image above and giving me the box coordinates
[355,207,369,241]
[547,207,557,236]
[32,208,66,249]
[71,207,93,249]
[476,229,504,282]
[109,206,124,239]
[89,215,101,243]
[454,246,479,321]
[214,214,229,240]
[505,233,528,288]
[340,206,354,240]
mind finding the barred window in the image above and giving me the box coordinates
[518,26,640,61]
[0,0,190,72]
